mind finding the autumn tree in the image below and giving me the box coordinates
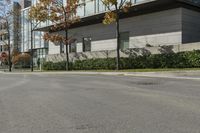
[102,0,132,70]
[11,48,20,65]
[0,0,21,72]
[29,0,80,71]
[0,26,9,66]
[12,50,31,67]
[25,2,49,72]
[0,51,8,67]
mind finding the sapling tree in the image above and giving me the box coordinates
[26,1,49,71]
[102,0,132,70]
[29,0,80,71]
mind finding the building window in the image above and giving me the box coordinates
[77,5,85,17]
[69,41,77,53]
[83,37,91,52]
[60,42,64,53]
[120,32,129,50]
[85,0,95,16]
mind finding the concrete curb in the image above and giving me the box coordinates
[1,70,200,80]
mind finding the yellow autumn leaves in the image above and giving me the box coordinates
[103,0,117,6]
[43,33,66,44]
[102,0,132,24]
[29,0,80,44]
[29,3,48,22]
[103,12,117,24]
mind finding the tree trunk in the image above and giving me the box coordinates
[8,31,11,72]
[116,14,120,70]
[30,28,34,72]
[65,29,69,71]
[7,21,11,72]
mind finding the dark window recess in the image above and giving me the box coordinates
[120,32,129,50]
[69,41,77,53]
[83,37,91,52]
[60,43,64,53]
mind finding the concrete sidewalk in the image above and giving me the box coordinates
[1,70,200,80]
[123,71,200,80]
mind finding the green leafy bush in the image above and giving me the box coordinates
[43,61,67,70]
[43,50,200,70]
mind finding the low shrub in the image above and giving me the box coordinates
[43,61,67,70]
[42,50,200,70]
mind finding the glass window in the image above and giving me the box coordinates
[120,32,129,50]
[135,0,147,3]
[98,0,106,13]
[60,43,64,53]
[85,0,95,16]
[77,4,85,17]
[34,31,41,48]
[83,37,91,52]
[69,41,77,53]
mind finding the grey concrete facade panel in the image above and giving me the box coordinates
[48,8,182,54]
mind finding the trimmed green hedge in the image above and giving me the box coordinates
[43,50,200,70]
[42,61,71,70]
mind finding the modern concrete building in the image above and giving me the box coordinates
[32,0,200,61]
[9,0,200,64]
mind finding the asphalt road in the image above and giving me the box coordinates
[0,73,200,133]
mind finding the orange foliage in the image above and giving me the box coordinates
[102,0,132,24]
[29,0,80,45]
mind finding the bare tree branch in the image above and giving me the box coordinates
[101,0,112,11]
[119,0,127,9]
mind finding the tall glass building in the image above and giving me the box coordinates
[0,2,21,53]
[21,7,48,66]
